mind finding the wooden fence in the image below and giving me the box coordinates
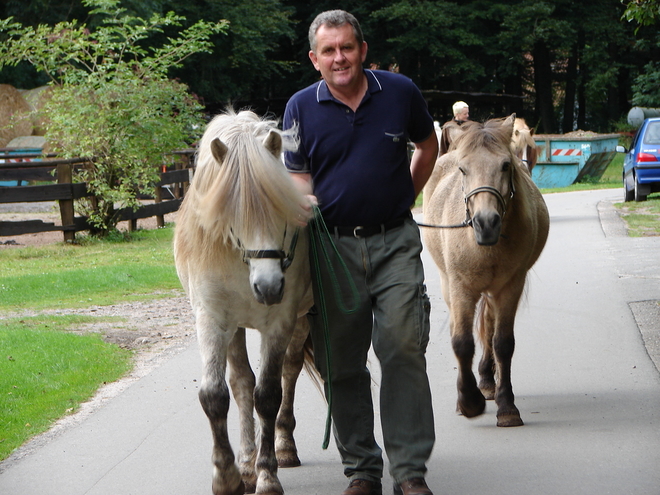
[0,150,194,242]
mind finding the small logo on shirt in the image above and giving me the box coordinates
[385,132,404,143]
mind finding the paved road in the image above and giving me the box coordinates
[1,189,659,495]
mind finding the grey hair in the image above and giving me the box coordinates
[308,10,364,53]
[452,101,469,116]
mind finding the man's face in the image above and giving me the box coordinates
[456,107,469,121]
[309,23,368,92]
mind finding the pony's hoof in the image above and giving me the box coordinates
[213,480,245,495]
[497,414,524,427]
[276,452,301,468]
[457,396,486,418]
[479,386,496,401]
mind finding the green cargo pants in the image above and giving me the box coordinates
[308,216,435,485]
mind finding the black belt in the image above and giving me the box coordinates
[329,214,409,238]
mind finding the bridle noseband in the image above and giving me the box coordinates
[240,227,300,271]
[462,164,515,226]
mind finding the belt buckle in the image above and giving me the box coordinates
[353,226,365,238]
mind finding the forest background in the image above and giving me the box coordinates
[1,0,659,134]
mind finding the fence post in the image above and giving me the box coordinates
[155,165,165,228]
[57,163,76,243]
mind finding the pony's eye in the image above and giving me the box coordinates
[502,161,510,172]
[458,166,466,176]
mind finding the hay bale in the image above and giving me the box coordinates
[18,85,53,136]
[0,84,33,147]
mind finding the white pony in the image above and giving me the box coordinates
[174,110,315,495]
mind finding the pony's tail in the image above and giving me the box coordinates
[302,333,325,399]
[475,295,493,353]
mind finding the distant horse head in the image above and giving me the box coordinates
[511,117,539,174]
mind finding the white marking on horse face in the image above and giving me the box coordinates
[242,231,286,306]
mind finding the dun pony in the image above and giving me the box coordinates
[423,114,549,427]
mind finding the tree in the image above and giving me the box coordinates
[159,0,298,107]
[0,0,226,235]
[622,0,660,107]
[0,1,651,133]
[622,0,660,26]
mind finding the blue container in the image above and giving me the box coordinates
[532,133,619,188]
[0,147,43,186]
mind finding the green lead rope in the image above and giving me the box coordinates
[308,204,360,449]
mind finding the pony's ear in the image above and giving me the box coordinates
[263,130,282,157]
[503,114,516,138]
[211,138,228,164]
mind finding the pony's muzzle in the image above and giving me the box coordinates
[252,276,285,305]
[472,211,502,246]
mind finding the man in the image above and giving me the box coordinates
[283,10,438,495]
[439,100,470,155]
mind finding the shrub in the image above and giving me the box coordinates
[0,0,227,234]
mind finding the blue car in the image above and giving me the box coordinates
[617,117,660,202]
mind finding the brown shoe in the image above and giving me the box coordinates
[342,478,383,495]
[393,477,433,495]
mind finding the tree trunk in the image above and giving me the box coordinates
[562,42,579,133]
[533,40,557,133]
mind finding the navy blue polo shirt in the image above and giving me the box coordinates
[283,69,434,227]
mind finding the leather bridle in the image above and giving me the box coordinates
[417,163,516,230]
[240,227,300,271]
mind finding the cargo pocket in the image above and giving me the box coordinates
[417,284,431,352]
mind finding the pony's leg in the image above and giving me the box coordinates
[492,282,526,427]
[196,312,244,495]
[275,316,308,468]
[450,289,486,418]
[253,330,290,495]
[477,297,497,400]
[228,328,258,493]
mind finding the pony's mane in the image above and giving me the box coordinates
[190,109,305,248]
[454,117,514,155]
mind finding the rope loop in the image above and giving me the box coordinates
[308,204,361,449]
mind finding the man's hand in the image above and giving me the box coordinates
[290,173,317,226]
[295,194,318,227]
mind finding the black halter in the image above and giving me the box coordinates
[240,227,300,271]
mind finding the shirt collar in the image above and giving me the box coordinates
[315,69,383,103]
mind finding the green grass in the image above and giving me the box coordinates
[0,315,132,460]
[0,226,180,311]
[0,226,180,460]
[614,196,660,236]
